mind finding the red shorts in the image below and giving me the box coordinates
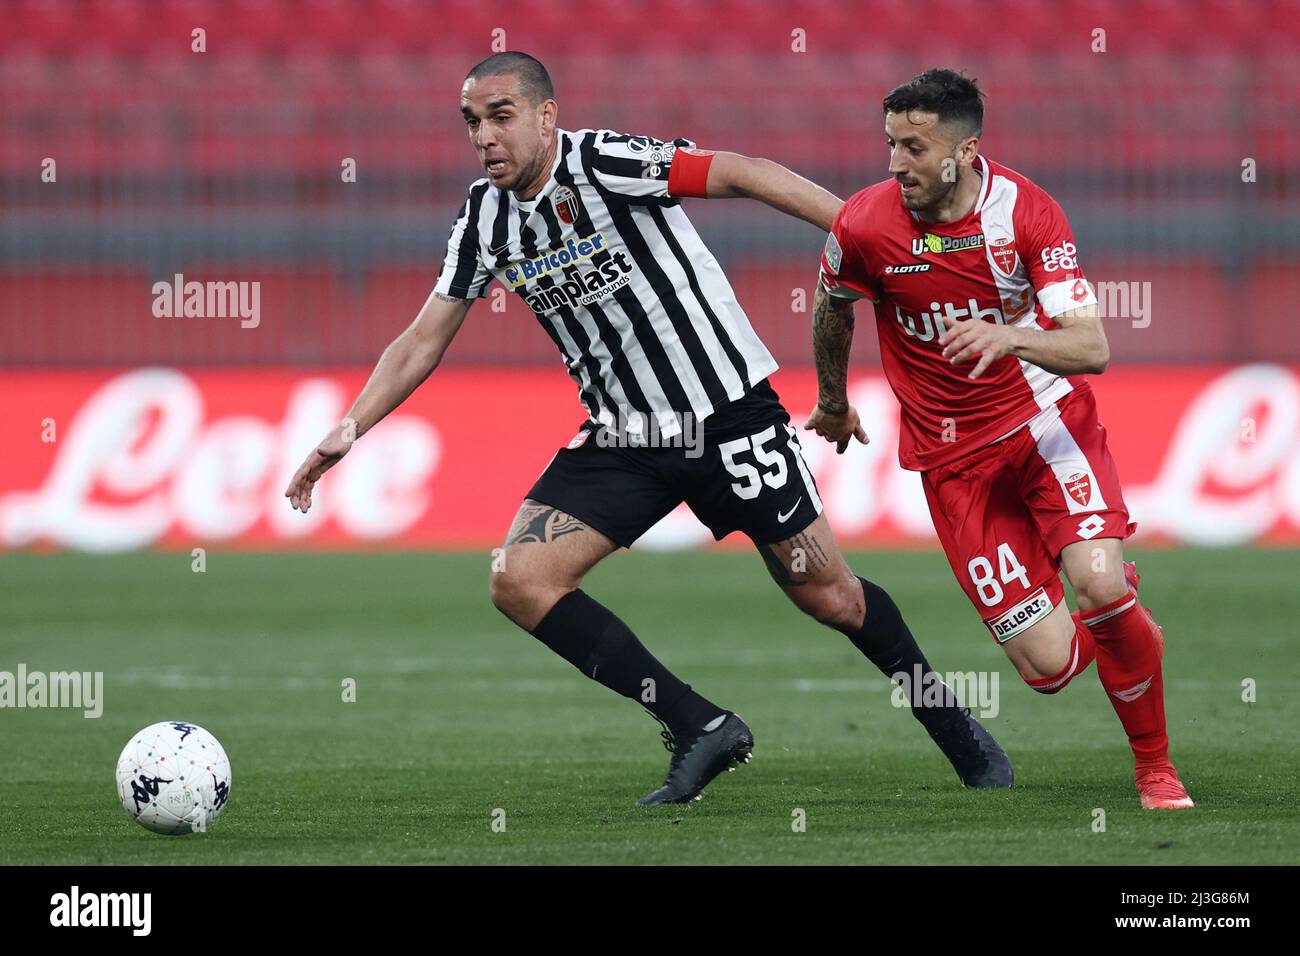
[920,389,1135,643]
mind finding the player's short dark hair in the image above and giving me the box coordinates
[883,68,984,139]
[465,52,554,105]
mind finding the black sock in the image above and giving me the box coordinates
[841,577,961,724]
[529,589,724,732]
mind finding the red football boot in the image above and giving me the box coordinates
[1136,763,1195,810]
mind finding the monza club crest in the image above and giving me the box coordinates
[990,236,1018,274]
[552,186,581,225]
[1063,471,1093,507]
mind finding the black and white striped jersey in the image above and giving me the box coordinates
[433,127,778,437]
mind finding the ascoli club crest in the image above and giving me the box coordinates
[552,186,581,225]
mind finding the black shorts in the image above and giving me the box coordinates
[526,379,824,548]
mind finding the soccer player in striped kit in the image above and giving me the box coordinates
[286,52,1012,805]
[808,69,1191,809]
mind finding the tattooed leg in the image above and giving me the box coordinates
[490,498,618,631]
[758,525,833,587]
[491,500,723,735]
[505,501,590,546]
[758,507,1000,778]
[754,514,863,629]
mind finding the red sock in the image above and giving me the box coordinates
[1026,614,1097,693]
[1083,588,1169,771]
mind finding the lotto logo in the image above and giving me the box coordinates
[1076,514,1106,539]
[1040,241,1079,273]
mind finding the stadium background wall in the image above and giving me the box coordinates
[3,0,1296,551]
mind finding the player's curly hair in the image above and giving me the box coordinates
[883,68,984,138]
[465,52,554,105]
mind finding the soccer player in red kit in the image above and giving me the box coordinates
[806,69,1192,809]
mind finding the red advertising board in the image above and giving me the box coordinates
[3,365,1298,551]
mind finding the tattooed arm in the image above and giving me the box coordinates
[804,283,869,454]
[812,282,855,413]
[284,289,472,513]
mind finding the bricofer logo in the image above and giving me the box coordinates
[990,587,1054,642]
[518,250,636,314]
[894,297,1005,342]
[912,232,984,256]
[503,233,611,289]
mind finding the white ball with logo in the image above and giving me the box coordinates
[116,721,232,835]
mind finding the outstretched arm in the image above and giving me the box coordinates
[701,151,843,231]
[284,290,472,513]
[341,290,472,438]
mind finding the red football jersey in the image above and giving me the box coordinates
[819,155,1099,471]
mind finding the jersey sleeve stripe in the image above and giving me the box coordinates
[591,152,658,180]
[1037,277,1098,318]
[431,199,467,294]
[435,181,492,299]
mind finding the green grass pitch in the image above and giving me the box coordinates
[1,548,1296,865]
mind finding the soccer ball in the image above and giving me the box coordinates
[115,721,232,835]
